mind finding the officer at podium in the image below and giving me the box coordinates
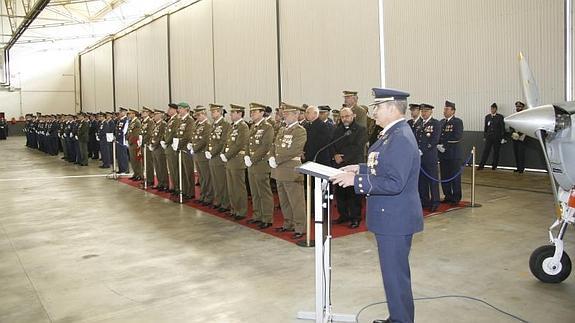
[332,88,423,323]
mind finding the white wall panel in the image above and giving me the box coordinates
[170,0,214,105]
[137,16,170,109]
[114,32,139,109]
[384,0,564,131]
[279,0,381,109]
[93,42,114,111]
[213,0,279,107]
[80,50,96,112]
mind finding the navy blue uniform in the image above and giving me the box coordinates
[88,119,100,159]
[407,117,423,136]
[354,120,423,323]
[438,116,464,204]
[115,116,130,173]
[479,113,505,169]
[416,118,441,209]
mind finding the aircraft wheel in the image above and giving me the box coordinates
[529,245,571,283]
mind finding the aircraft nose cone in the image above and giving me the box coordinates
[504,105,556,138]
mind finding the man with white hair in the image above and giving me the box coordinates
[332,88,423,323]
[302,105,332,165]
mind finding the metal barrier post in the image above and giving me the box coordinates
[143,145,147,190]
[178,150,183,204]
[471,146,476,207]
[112,140,117,180]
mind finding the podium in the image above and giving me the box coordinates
[295,162,356,323]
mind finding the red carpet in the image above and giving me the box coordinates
[118,177,469,245]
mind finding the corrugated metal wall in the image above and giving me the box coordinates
[384,0,565,131]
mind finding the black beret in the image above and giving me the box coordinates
[168,103,178,109]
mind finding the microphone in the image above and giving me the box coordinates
[313,129,352,162]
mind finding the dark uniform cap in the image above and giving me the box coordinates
[332,109,340,115]
[370,88,410,106]
[178,102,190,109]
[142,106,153,113]
[128,108,138,113]
[515,101,525,107]
[445,100,455,109]
[194,105,206,113]
[491,103,498,109]
[209,103,224,111]
[249,102,267,111]
[408,103,421,110]
[168,103,178,109]
[318,105,331,112]
[420,103,434,110]
[229,104,246,112]
[343,90,358,97]
[119,107,128,112]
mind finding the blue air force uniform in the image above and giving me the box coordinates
[438,101,464,204]
[416,104,441,210]
[352,88,423,323]
[115,111,130,173]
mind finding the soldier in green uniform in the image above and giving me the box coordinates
[191,106,214,206]
[127,109,143,180]
[150,109,169,191]
[77,113,90,166]
[207,104,231,213]
[343,90,367,129]
[245,103,275,229]
[162,103,181,194]
[173,102,196,200]
[140,107,156,186]
[269,103,308,239]
[220,104,249,220]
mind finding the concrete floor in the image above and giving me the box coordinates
[1,137,574,323]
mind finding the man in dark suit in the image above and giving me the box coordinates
[303,106,333,165]
[332,88,423,323]
[331,107,367,228]
[417,104,441,212]
[438,100,464,205]
[478,103,505,170]
[511,101,527,173]
[407,103,422,135]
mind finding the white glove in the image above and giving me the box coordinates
[268,157,278,169]
[186,143,194,154]
[244,156,252,167]
[172,141,178,151]
[96,136,100,142]
[75,135,78,140]
[511,132,519,140]
[418,149,423,156]
[205,151,212,159]
[106,133,114,143]
[220,154,228,162]
[160,140,167,149]
[148,144,154,152]
[500,139,507,144]
[436,144,445,153]
[138,135,143,145]
[137,140,141,147]
[69,133,73,138]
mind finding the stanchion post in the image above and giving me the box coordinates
[471,146,476,207]
[178,150,183,204]
[306,175,312,246]
[143,146,147,190]
[112,140,117,180]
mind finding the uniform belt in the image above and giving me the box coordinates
[291,157,301,161]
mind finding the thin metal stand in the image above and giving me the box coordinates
[143,145,148,190]
[178,150,183,204]
[297,175,315,247]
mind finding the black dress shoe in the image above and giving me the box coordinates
[292,232,304,239]
[349,221,360,229]
[477,166,484,170]
[258,222,272,229]
[217,207,229,213]
[247,219,261,225]
[193,199,202,203]
[373,319,390,323]
[450,201,460,206]
[275,227,295,233]
[429,205,439,212]
[334,217,350,224]
[234,215,246,221]
[212,204,220,209]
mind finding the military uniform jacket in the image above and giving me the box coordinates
[151,120,167,149]
[248,119,273,171]
[192,119,212,162]
[71,121,79,141]
[175,114,195,150]
[351,104,368,129]
[78,120,90,143]
[407,117,423,135]
[483,113,505,140]
[354,120,424,236]
[438,116,463,160]
[209,117,231,156]
[164,114,181,145]
[223,120,249,169]
[115,117,129,146]
[49,121,59,137]
[141,117,155,145]
[271,122,307,181]
[58,121,66,138]
[417,117,441,162]
[127,118,142,146]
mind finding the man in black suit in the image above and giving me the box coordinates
[303,106,333,165]
[478,103,506,170]
[332,107,367,228]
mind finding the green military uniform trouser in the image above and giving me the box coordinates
[165,148,179,191]
[195,157,213,203]
[79,141,89,165]
[226,167,247,217]
[248,165,274,224]
[209,158,229,209]
[277,180,306,233]
[152,147,168,188]
[181,151,195,197]
[129,144,142,177]
[143,146,154,184]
